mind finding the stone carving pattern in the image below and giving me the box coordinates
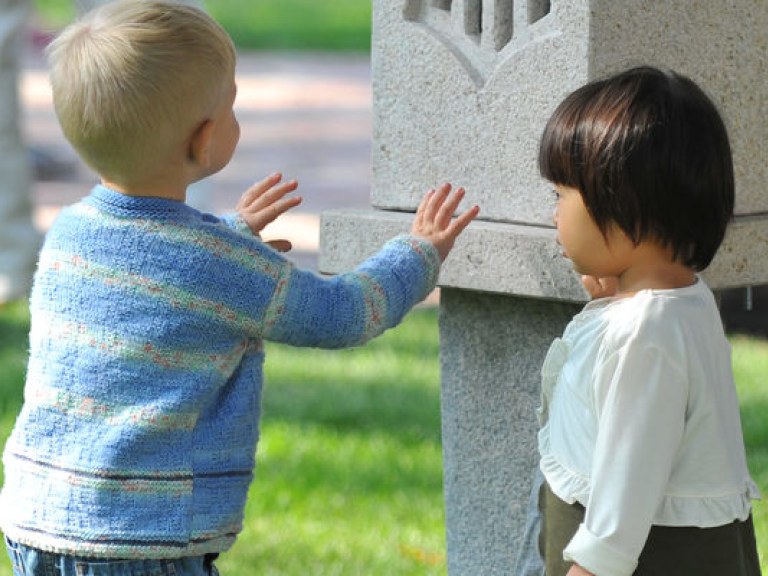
[403,0,552,83]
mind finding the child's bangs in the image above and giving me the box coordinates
[538,103,584,189]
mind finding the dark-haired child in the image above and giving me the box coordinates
[536,66,761,576]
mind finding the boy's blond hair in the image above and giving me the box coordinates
[47,0,236,185]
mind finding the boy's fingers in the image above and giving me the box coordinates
[260,195,302,224]
[242,173,282,202]
[241,174,299,210]
[425,183,451,222]
[436,187,466,228]
[446,205,480,236]
[244,194,303,235]
[258,179,298,203]
[414,189,433,228]
[265,239,292,253]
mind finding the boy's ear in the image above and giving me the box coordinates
[188,119,215,167]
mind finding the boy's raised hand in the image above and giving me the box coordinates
[412,183,479,261]
[237,173,302,252]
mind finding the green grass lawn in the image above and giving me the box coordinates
[0,300,767,574]
[32,0,373,52]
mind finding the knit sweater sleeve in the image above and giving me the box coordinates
[218,213,252,235]
[257,234,440,348]
[214,212,440,346]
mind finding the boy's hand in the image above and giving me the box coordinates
[412,183,479,261]
[237,173,302,251]
[581,276,619,299]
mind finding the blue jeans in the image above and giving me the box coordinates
[5,538,220,576]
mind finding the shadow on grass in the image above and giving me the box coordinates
[740,393,768,490]
[262,331,442,449]
[261,375,442,444]
[0,301,30,348]
[261,308,442,442]
[742,396,768,450]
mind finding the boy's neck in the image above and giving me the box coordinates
[100,178,188,203]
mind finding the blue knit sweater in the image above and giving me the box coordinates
[0,185,440,559]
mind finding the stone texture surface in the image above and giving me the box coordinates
[320,208,768,293]
[371,0,588,224]
[320,208,586,299]
[371,0,768,224]
[440,289,580,576]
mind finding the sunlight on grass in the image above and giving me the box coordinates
[224,422,446,575]
[221,309,447,574]
[0,301,766,574]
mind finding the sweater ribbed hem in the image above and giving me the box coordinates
[1,524,236,560]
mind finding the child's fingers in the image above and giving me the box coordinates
[414,188,434,229]
[257,195,303,227]
[240,193,303,237]
[255,179,299,210]
[448,204,480,235]
[435,187,466,229]
[424,183,452,223]
[240,174,299,210]
[265,239,293,253]
[581,275,600,296]
[581,275,618,299]
[240,173,283,205]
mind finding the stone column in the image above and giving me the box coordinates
[320,1,768,574]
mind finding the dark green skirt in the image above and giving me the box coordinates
[539,482,762,576]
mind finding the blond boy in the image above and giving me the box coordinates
[0,2,477,574]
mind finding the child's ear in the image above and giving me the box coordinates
[188,119,215,167]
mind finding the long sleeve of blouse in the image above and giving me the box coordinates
[564,333,689,574]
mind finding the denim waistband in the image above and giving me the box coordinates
[4,537,220,576]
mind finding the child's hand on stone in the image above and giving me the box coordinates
[236,173,302,252]
[412,183,479,261]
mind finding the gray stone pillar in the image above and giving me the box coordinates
[440,289,579,573]
[320,1,768,574]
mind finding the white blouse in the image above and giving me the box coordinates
[538,278,761,576]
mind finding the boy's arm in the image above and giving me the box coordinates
[257,183,477,349]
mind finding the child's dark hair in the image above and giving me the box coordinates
[539,66,734,271]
